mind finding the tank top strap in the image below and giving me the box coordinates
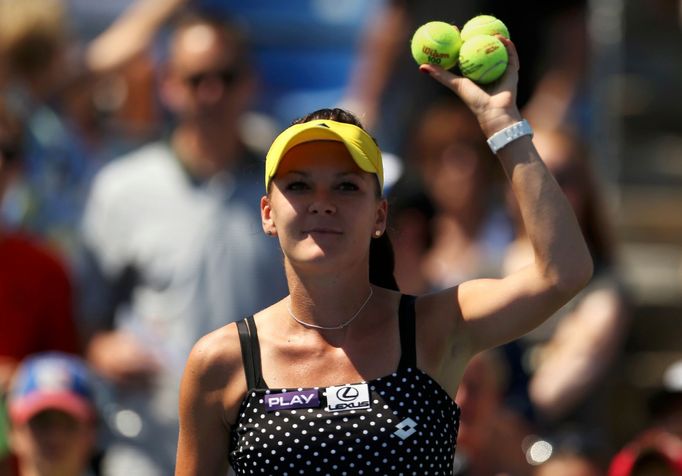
[397,294,417,370]
[236,315,267,390]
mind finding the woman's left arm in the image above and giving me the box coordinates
[421,38,593,354]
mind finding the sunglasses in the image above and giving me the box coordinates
[183,67,242,89]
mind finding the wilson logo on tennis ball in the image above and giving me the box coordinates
[410,21,462,70]
[421,47,451,61]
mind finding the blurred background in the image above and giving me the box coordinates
[0,0,681,475]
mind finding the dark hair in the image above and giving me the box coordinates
[291,108,399,291]
[370,234,399,291]
[292,108,365,128]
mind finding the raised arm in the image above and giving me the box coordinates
[85,0,188,74]
[176,326,244,475]
[340,0,409,128]
[420,38,593,355]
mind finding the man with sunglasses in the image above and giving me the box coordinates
[78,13,287,475]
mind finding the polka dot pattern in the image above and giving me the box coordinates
[229,367,460,475]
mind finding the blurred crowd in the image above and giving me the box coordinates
[0,0,681,475]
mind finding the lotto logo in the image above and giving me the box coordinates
[394,417,417,440]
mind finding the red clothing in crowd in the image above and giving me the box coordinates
[0,233,79,360]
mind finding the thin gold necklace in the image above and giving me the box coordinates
[287,287,374,330]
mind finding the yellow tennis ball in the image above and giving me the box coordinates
[410,21,462,70]
[458,34,509,84]
[460,15,510,41]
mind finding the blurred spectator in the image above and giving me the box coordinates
[0,0,91,259]
[454,350,533,476]
[78,12,287,474]
[535,451,604,476]
[503,128,630,440]
[0,0,188,265]
[0,101,80,392]
[652,359,682,439]
[5,352,98,476]
[390,95,513,293]
[62,0,387,154]
[386,181,435,295]
[606,358,682,476]
[1,99,81,475]
[525,429,609,475]
[609,429,682,476]
[417,98,513,288]
[192,0,385,127]
[522,3,590,134]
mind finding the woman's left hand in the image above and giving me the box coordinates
[419,36,522,137]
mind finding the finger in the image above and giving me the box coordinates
[418,63,474,97]
[497,36,520,73]
[418,63,456,82]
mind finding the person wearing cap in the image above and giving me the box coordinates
[6,352,97,476]
[175,37,594,474]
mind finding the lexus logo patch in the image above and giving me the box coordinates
[325,383,370,412]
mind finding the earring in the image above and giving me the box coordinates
[374,230,382,237]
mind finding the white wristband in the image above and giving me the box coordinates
[486,119,533,153]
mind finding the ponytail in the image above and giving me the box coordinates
[369,233,399,291]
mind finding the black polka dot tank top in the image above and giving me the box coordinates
[229,295,461,475]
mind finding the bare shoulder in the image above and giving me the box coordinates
[183,322,247,423]
[187,322,244,379]
[177,323,246,471]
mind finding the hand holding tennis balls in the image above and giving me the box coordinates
[410,21,462,71]
[411,15,511,85]
[416,17,520,138]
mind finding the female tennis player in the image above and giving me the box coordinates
[175,37,593,475]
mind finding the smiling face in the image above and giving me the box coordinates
[262,141,387,274]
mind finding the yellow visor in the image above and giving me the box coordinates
[264,119,384,192]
